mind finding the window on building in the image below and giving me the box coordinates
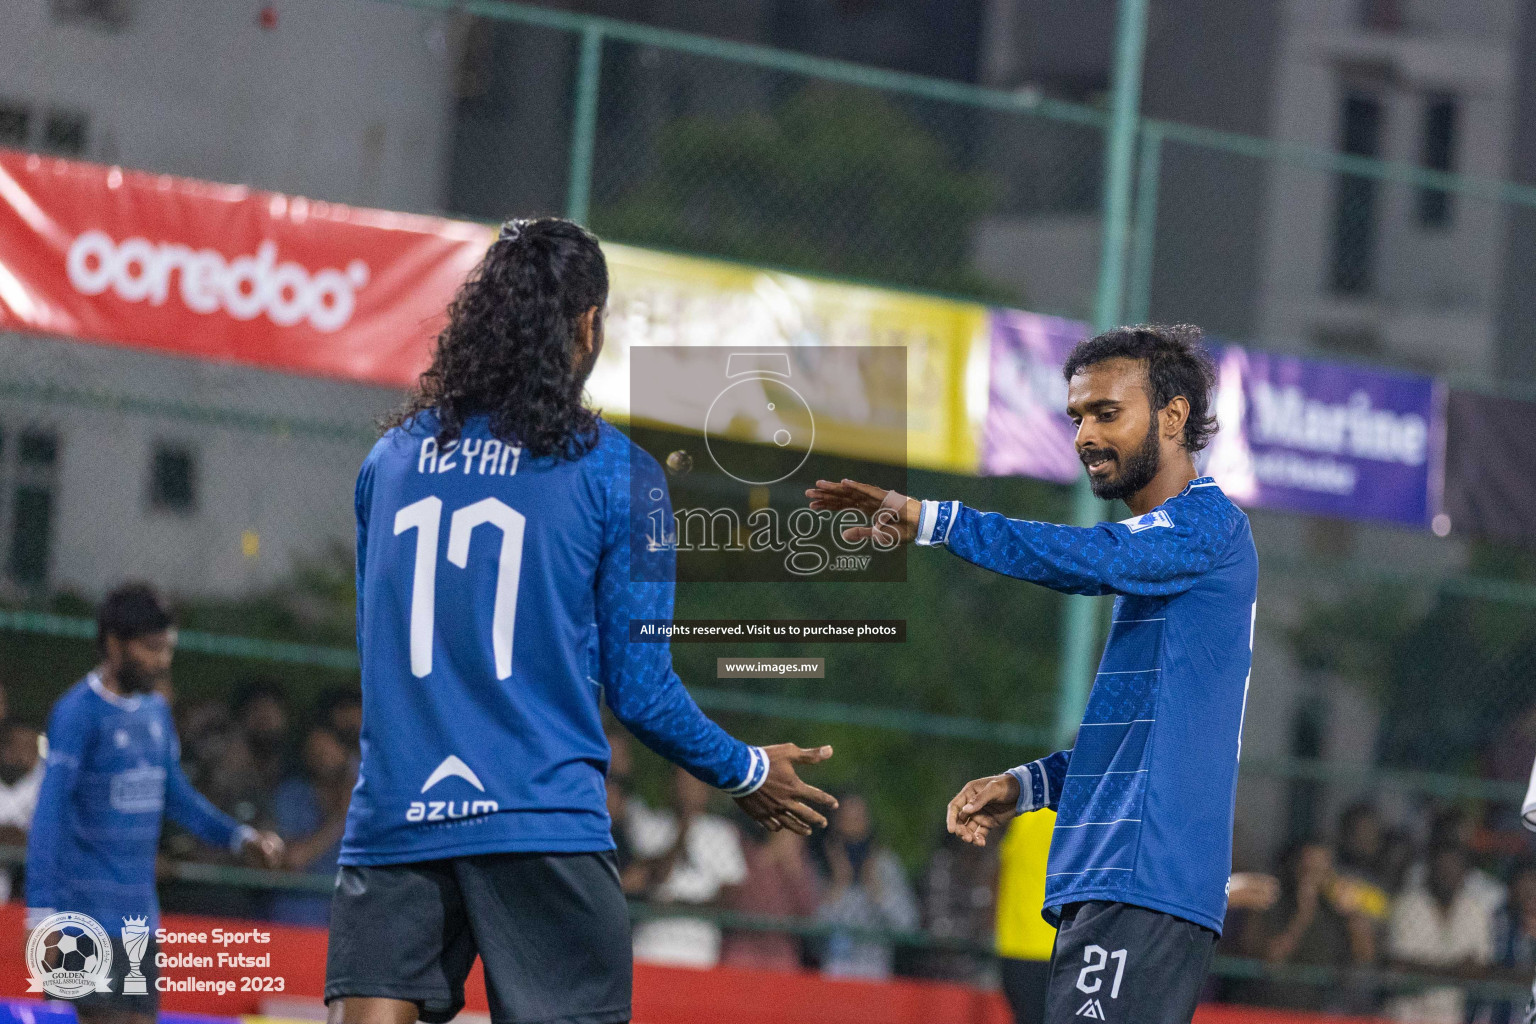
[150,443,197,514]
[1418,93,1458,229]
[50,0,129,29]
[0,102,29,148]
[8,429,59,589]
[1358,0,1404,31]
[1329,91,1383,295]
[41,111,88,157]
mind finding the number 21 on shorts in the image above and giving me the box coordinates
[1076,945,1128,999]
[395,496,527,680]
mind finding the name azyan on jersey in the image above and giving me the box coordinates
[417,437,524,477]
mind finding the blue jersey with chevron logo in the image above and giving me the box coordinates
[918,477,1257,934]
[26,674,247,928]
[342,413,766,865]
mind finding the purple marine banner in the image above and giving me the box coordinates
[980,309,1089,484]
[981,311,1448,528]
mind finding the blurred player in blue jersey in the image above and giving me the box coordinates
[325,217,836,1024]
[809,325,1257,1024]
[26,583,285,1024]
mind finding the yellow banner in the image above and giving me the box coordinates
[587,244,988,473]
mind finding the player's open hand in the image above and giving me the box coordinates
[242,829,286,869]
[946,773,1020,847]
[735,743,838,837]
[804,479,918,547]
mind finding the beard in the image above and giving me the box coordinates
[1082,420,1162,501]
[249,730,286,759]
[117,656,164,695]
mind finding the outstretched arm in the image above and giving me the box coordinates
[808,478,1236,597]
[598,447,836,834]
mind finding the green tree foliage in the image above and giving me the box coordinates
[1289,539,1536,775]
[596,84,1015,302]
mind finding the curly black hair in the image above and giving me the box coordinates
[97,581,174,653]
[1061,323,1218,452]
[384,217,609,459]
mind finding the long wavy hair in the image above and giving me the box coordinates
[384,217,608,459]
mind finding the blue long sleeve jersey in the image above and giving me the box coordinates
[918,477,1257,935]
[25,673,250,929]
[341,413,767,865]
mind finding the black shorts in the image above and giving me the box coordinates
[1045,902,1216,1024]
[75,935,159,1016]
[325,851,631,1024]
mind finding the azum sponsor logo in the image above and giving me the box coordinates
[66,231,369,332]
[407,799,500,822]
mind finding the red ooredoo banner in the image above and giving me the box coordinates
[0,149,494,386]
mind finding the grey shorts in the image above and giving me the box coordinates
[324,851,631,1024]
[1046,901,1216,1024]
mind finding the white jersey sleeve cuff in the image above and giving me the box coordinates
[1006,760,1050,815]
[722,746,769,797]
[1523,756,1536,832]
[917,500,961,546]
[230,824,259,854]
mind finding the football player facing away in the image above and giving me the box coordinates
[327,218,836,1024]
[810,325,1257,1024]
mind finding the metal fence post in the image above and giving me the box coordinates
[566,26,604,224]
[1054,0,1150,750]
[1126,122,1164,325]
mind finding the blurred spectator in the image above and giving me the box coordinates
[0,679,11,726]
[1337,803,1393,898]
[175,698,234,785]
[1334,803,1394,968]
[158,699,267,918]
[1235,840,1376,1012]
[995,811,1058,1024]
[267,724,355,926]
[1407,808,1507,916]
[174,698,267,826]
[814,792,918,979]
[0,721,42,902]
[1387,843,1496,1023]
[1380,825,1418,895]
[233,678,291,794]
[629,766,747,968]
[915,829,997,983]
[201,724,268,829]
[0,721,42,842]
[721,829,821,971]
[315,686,363,756]
[1473,860,1536,1024]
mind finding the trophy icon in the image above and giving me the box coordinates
[120,917,149,995]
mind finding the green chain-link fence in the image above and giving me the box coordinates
[4,0,1536,1012]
